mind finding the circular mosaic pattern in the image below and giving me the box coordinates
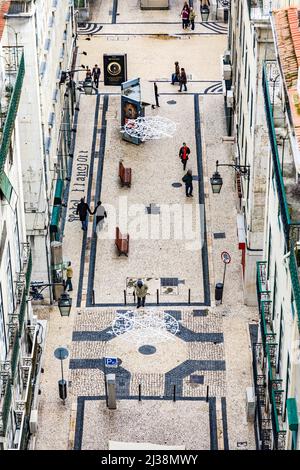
[172,182,182,188]
[112,308,179,346]
[138,345,157,355]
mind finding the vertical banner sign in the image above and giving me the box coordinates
[103,54,127,86]
[121,78,144,145]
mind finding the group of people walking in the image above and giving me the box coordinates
[76,198,107,232]
[181,2,197,30]
[85,64,101,88]
[179,143,193,197]
[171,61,187,92]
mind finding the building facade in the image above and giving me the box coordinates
[5,0,75,294]
[226,0,293,305]
[254,5,300,450]
[0,10,41,449]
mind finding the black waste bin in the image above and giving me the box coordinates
[215,283,223,302]
[58,379,67,400]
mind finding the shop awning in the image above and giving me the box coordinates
[287,398,298,431]
[50,205,61,233]
[54,178,64,205]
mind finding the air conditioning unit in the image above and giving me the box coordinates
[29,409,38,434]
[226,89,234,108]
[246,387,256,422]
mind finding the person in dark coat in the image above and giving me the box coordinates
[179,142,191,171]
[151,82,160,109]
[92,64,101,88]
[178,68,187,92]
[76,197,92,231]
[171,61,180,85]
[182,169,193,197]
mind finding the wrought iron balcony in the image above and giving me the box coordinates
[7,0,32,15]
[247,0,272,20]
[0,374,12,438]
[0,48,24,202]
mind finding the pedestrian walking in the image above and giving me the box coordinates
[64,262,73,292]
[85,66,92,81]
[134,279,148,309]
[181,3,190,29]
[92,64,101,88]
[178,68,187,92]
[189,7,196,30]
[151,82,160,109]
[171,61,180,85]
[76,197,92,231]
[182,169,193,197]
[93,200,107,230]
[179,142,191,171]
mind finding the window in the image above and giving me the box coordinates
[8,140,13,166]
[272,264,278,321]
[277,306,284,374]
[244,49,248,84]
[0,284,7,360]
[6,245,14,316]
[250,91,253,130]
[283,354,290,422]
[291,290,295,319]
[14,209,21,272]
[267,227,272,279]
[247,69,250,103]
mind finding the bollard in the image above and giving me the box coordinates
[92,289,95,306]
[206,385,209,402]
[188,289,191,305]
[173,384,176,402]
[157,289,159,305]
[124,289,127,305]
[138,384,141,402]
[106,374,117,410]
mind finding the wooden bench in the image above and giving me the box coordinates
[119,161,132,187]
[115,227,129,256]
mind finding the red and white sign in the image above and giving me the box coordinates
[221,251,231,264]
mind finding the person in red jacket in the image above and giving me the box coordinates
[181,3,190,29]
[179,142,191,171]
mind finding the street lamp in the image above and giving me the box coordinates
[210,170,223,194]
[57,292,72,317]
[200,5,210,22]
[210,160,250,194]
[54,347,69,405]
[29,282,72,316]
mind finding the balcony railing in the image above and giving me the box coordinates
[0,379,12,438]
[289,241,300,331]
[0,50,25,202]
[247,0,274,20]
[262,64,290,242]
[255,261,286,450]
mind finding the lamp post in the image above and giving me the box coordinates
[210,160,250,194]
[54,347,69,405]
[29,282,72,316]
[200,5,210,22]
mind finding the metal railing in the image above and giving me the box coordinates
[262,64,290,242]
[254,261,286,449]
[247,0,272,20]
[0,50,25,177]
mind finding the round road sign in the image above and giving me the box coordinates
[221,251,231,264]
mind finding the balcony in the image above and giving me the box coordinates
[254,261,286,450]
[248,0,271,21]
[0,365,11,438]
[0,48,25,203]
[6,1,32,15]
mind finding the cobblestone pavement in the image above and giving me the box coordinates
[34,0,257,451]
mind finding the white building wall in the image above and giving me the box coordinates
[5,0,75,285]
